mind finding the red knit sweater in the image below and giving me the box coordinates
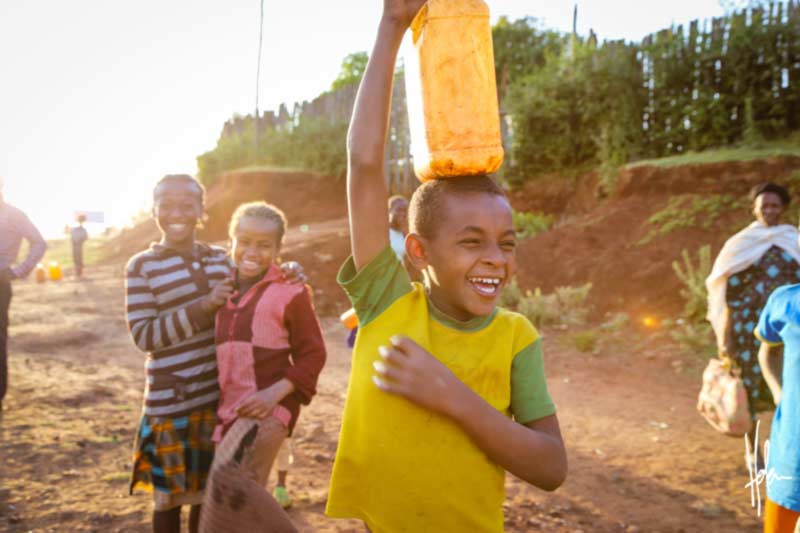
[214,264,326,438]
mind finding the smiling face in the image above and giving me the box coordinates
[407,191,517,321]
[231,216,282,280]
[753,191,785,227]
[153,180,203,249]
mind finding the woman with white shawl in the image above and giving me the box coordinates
[706,183,800,427]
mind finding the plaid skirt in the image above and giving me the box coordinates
[130,408,217,508]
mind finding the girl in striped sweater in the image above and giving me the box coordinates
[199,202,326,532]
[125,176,304,533]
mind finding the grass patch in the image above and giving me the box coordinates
[637,194,746,246]
[229,164,312,175]
[102,471,131,483]
[627,137,800,170]
[41,237,109,269]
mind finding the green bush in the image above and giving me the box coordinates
[670,245,716,356]
[512,210,554,239]
[670,321,716,358]
[572,330,599,353]
[197,116,348,186]
[501,280,592,328]
[672,245,712,324]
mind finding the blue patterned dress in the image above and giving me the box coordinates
[726,245,800,418]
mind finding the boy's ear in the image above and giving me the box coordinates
[405,233,429,271]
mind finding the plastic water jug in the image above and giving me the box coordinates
[340,308,359,330]
[404,0,504,182]
[48,261,63,281]
[34,263,46,283]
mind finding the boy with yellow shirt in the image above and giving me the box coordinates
[325,1,568,531]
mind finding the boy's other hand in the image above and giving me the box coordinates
[372,335,464,418]
[280,261,307,285]
[201,277,234,313]
[383,0,427,28]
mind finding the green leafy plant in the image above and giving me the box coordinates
[670,245,716,356]
[512,210,554,239]
[637,195,747,246]
[572,330,599,353]
[672,245,712,323]
[501,280,592,328]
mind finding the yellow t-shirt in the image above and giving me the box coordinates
[326,246,556,532]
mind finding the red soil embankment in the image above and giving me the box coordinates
[105,157,800,321]
[510,156,800,320]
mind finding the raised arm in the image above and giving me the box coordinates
[348,1,426,270]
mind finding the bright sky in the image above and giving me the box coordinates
[0,0,726,238]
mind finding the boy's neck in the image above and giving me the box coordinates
[425,289,497,331]
[161,237,195,256]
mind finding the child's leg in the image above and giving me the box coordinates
[274,438,293,508]
[152,507,181,533]
[276,437,293,486]
[188,505,201,533]
[201,416,297,532]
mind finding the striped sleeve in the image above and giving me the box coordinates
[125,258,208,353]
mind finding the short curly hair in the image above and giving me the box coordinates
[408,175,507,239]
[228,201,288,245]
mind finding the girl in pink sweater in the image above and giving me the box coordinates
[200,202,326,532]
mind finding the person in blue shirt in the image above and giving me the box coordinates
[755,284,800,532]
[0,177,47,412]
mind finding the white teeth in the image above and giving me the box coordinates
[242,260,258,269]
[469,277,501,285]
[169,224,187,231]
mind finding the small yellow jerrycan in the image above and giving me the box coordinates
[404,0,504,182]
[340,308,359,330]
[48,261,63,281]
[34,263,47,283]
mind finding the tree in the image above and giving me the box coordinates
[331,52,369,91]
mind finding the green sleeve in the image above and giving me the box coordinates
[511,338,556,424]
[337,244,412,327]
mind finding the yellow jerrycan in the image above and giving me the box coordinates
[340,308,359,330]
[48,261,63,281]
[404,0,504,182]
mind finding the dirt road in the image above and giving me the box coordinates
[0,265,767,532]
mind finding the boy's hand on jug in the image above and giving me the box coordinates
[201,277,234,313]
[382,0,427,28]
[372,335,463,417]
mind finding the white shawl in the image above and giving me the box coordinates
[706,221,800,349]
